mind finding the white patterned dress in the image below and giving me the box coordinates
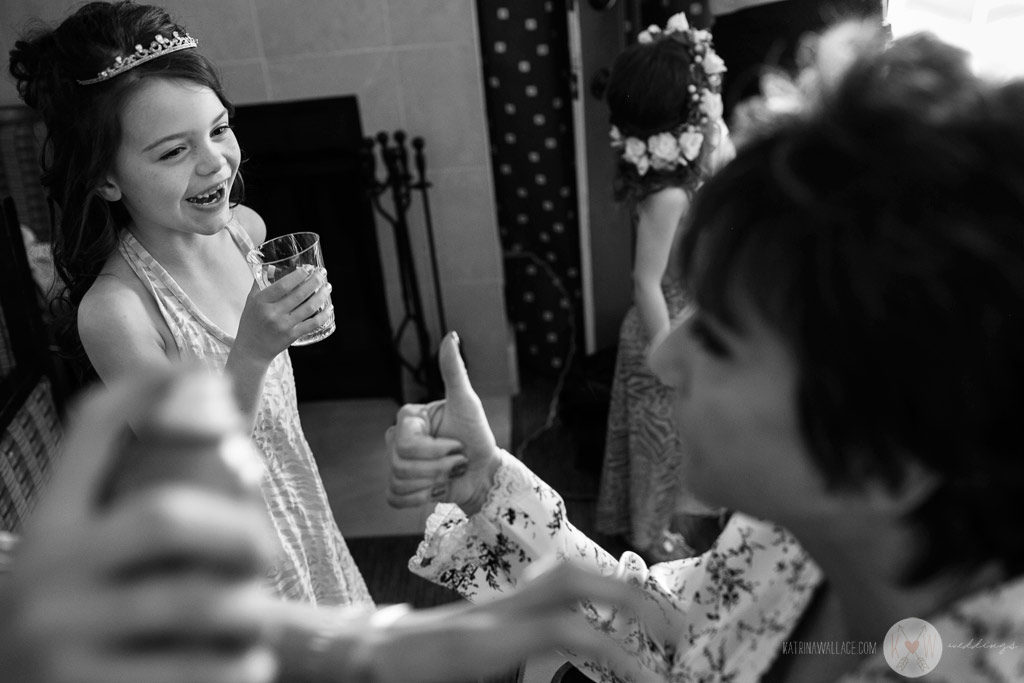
[410,452,1024,681]
[118,221,372,607]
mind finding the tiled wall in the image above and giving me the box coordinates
[0,0,514,397]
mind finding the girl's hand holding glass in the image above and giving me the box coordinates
[246,232,336,347]
[234,265,332,365]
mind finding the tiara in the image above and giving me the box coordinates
[610,13,726,178]
[77,30,198,85]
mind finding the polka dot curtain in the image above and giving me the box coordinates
[477,1,583,378]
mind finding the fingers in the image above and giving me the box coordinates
[541,563,646,610]
[277,268,327,311]
[388,414,464,461]
[106,577,270,647]
[386,452,468,508]
[13,571,277,683]
[423,400,445,436]
[486,561,647,620]
[26,370,176,536]
[391,403,428,432]
[386,484,448,508]
[86,486,277,580]
[385,422,466,509]
[258,264,316,302]
[386,403,471,508]
[287,281,332,325]
[34,576,271,647]
[291,302,334,340]
[390,452,468,481]
[59,647,277,683]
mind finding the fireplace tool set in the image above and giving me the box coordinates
[361,131,447,400]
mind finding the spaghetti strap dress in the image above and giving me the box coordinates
[118,219,373,608]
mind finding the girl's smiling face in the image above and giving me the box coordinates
[101,77,240,238]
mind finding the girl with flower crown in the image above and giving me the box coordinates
[596,13,736,562]
[8,0,374,609]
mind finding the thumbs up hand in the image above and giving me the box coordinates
[386,332,502,516]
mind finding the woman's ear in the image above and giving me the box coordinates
[96,177,122,202]
[862,459,942,518]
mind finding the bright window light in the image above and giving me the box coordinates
[886,0,1024,78]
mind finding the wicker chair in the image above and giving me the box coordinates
[0,196,63,534]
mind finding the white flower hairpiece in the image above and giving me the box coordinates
[611,12,726,177]
[610,124,707,176]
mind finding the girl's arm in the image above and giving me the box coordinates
[223,205,271,426]
[226,268,331,429]
[79,277,176,383]
[633,187,690,343]
[224,205,331,429]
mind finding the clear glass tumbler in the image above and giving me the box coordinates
[246,232,335,346]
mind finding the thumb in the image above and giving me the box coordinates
[439,331,474,400]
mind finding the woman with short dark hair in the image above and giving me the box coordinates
[389,23,1024,681]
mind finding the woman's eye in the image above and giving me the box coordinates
[689,317,731,359]
[159,146,186,160]
[212,124,232,137]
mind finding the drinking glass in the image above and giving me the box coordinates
[246,232,335,346]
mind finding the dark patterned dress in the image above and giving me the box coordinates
[596,120,740,556]
[596,278,716,554]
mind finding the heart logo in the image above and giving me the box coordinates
[885,619,941,675]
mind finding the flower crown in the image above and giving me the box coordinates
[609,13,726,178]
[77,30,198,85]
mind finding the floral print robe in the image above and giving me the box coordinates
[410,451,1024,682]
[411,451,821,681]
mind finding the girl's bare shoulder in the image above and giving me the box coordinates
[231,204,267,246]
[78,251,165,352]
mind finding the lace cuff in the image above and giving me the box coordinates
[409,450,585,601]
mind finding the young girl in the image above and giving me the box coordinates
[596,13,735,560]
[9,0,374,607]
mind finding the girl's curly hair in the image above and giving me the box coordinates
[9,1,240,375]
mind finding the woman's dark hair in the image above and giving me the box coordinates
[606,34,721,200]
[681,27,1024,582]
[8,1,240,369]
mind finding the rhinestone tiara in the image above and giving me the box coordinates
[77,30,198,86]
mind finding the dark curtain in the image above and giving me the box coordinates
[476,1,584,378]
